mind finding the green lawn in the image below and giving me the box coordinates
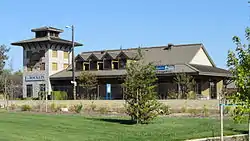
[0,112,247,141]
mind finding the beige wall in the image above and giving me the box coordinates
[190,48,213,66]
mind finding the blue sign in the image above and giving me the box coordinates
[156,66,166,71]
[155,65,175,72]
[106,84,111,100]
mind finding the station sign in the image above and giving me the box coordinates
[25,75,45,81]
[155,65,175,72]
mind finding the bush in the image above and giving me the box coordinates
[187,92,196,100]
[73,104,83,113]
[158,104,171,115]
[9,104,17,110]
[188,108,199,116]
[90,101,97,111]
[51,91,67,100]
[202,105,209,117]
[99,107,109,114]
[50,103,58,112]
[21,105,32,111]
[180,106,187,113]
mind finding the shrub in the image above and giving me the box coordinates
[180,106,187,113]
[21,105,32,111]
[188,108,199,116]
[51,91,67,100]
[99,107,109,114]
[158,104,171,115]
[9,104,17,110]
[73,104,83,113]
[90,101,97,111]
[50,103,58,112]
[202,105,209,117]
[224,106,231,114]
[187,92,196,100]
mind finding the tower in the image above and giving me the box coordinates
[12,26,82,98]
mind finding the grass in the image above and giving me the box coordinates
[0,111,248,141]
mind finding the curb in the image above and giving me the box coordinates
[185,134,248,141]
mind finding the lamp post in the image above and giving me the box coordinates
[66,25,77,100]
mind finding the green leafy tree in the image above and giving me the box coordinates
[174,72,196,99]
[227,27,250,124]
[123,49,161,124]
[78,71,98,99]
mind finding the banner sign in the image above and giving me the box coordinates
[25,75,45,81]
[155,65,175,72]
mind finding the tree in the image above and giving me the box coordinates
[227,27,250,127]
[78,71,97,99]
[174,72,196,99]
[123,49,161,124]
[0,45,10,74]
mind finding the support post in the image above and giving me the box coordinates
[220,104,224,141]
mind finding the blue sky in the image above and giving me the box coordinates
[0,0,249,71]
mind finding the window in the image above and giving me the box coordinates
[76,61,83,71]
[26,84,33,97]
[26,51,32,59]
[104,59,112,69]
[90,61,97,70]
[36,31,47,38]
[196,82,201,95]
[63,63,68,69]
[84,63,90,71]
[52,62,58,71]
[113,61,118,69]
[52,50,57,58]
[39,50,45,57]
[98,62,103,70]
[119,59,127,69]
[40,63,45,70]
[27,64,32,71]
[64,51,68,59]
[39,84,46,92]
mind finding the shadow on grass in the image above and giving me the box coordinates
[227,127,248,134]
[87,118,137,125]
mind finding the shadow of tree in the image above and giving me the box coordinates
[86,118,137,125]
[226,127,248,134]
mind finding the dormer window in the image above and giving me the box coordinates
[119,59,127,69]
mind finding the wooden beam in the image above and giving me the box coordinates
[37,42,42,49]
[26,43,31,50]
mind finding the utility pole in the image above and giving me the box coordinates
[66,25,77,100]
[72,25,76,100]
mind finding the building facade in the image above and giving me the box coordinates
[12,27,82,98]
[12,26,230,100]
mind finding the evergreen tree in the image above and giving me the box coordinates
[123,49,161,124]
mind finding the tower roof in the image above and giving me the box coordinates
[31,26,64,33]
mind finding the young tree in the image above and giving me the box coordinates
[78,71,97,99]
[227,27,250,131]
[123,49,161,124]
[174,72,196,99]
[0,45,10,74]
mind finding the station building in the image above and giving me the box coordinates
[12,26,230,100]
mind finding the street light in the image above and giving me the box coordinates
[66,25,77,100]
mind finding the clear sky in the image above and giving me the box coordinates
[0,0,249,71]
